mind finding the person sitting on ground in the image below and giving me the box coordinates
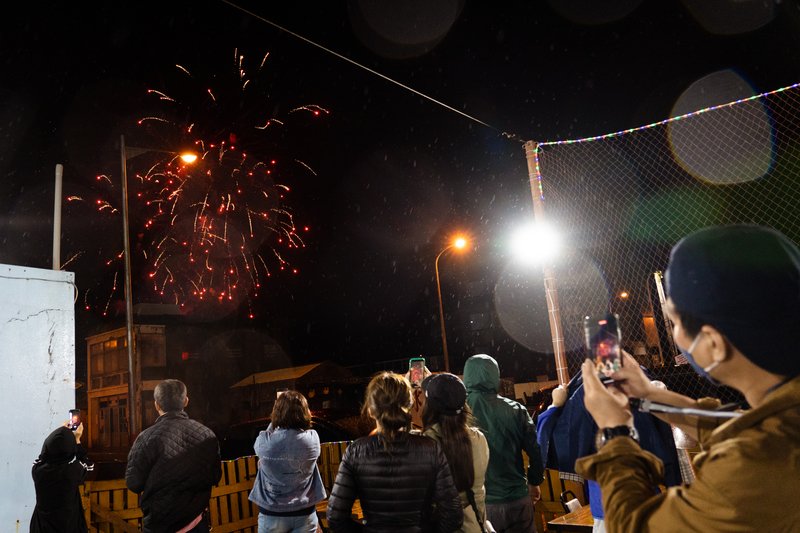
[575,224,800,532]
[248,391,326,533]
[463,354,545,533]
[326,371,463,533]
[30,421,94,533]
[421,373,491,533]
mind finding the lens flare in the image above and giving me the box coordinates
[669,70,774,185]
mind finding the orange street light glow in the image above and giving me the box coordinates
[620,291,629,298]
[180,153,198,163]
[454,238,467,248]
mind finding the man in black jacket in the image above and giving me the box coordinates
[126,379,222,533]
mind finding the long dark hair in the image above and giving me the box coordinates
[362,372,412,448]
[421,402,475,492]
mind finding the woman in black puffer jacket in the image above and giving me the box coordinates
[326,372,463,533]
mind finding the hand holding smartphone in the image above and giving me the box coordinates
[68,409,81,431]
[408,357,425,388]
[584,313,623,382]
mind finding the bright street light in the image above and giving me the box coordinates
[435,236,468,372]
[180,153,198,163]
[512,222,559,264]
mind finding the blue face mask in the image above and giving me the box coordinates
[679,332,722,386]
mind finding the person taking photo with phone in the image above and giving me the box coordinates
[326,371,463,533]
[30,420,94,533]
[575,224,800,532]
[248,391,326,533]
[420,373,491,533]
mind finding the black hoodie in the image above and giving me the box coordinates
[30,426,94,533]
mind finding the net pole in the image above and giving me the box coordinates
[524,141,570,385]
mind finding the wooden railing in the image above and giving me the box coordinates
[81,442,351,533]
[80,442,581,532]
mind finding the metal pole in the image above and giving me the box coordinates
[120,135,138,437]
[435,245,453,372]
[52,164,63,270]
[524,141,569,385]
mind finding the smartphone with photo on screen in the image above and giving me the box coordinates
[69,409,81,431]
[584,313,623,383]
[408,357,425,388]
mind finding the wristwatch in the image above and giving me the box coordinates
[595,425,639,450]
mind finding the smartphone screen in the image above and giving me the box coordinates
[408,358,425,388]
[584,314,622,380]
[69,409,81,431]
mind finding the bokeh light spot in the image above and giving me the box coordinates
[669,70,773,184]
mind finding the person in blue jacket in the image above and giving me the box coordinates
[249,391,327,533]
[536,370,681,533]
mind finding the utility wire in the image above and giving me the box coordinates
[220,0,519,140]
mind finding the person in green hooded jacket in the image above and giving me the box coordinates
[463,354,545,533]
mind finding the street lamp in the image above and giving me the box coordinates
[435,237,467,372]
[119,135,197,438]
[510,219,569,384]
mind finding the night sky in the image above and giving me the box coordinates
[3,1,800,379]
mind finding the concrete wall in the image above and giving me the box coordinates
[0,264,76,531]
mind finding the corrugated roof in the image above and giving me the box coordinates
[230,363,322,388]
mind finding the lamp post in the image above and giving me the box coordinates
[119,135,197,438]
[435,237,467,373]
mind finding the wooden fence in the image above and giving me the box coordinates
[80,442,350,533]
[81,441,582,532]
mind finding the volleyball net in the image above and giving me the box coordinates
[534,83,800,401]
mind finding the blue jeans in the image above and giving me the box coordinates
[258,511,319,533]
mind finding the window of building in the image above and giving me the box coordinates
[88,336,128,390]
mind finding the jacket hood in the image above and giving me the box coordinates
[463,354,500,394]
[39,426,77,464]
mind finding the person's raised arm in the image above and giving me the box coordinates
[611,352,703,439]
[582,359,634,430]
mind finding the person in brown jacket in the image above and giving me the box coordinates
[574,224,800,532]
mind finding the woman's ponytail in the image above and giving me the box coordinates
[362,372,413,447]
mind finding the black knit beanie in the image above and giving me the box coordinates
[666,224,800,377]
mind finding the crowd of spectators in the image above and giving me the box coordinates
[29,224,800,533]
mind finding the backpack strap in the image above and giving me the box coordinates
[466,489,486,533]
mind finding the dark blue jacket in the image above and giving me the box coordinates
[536,370,682,518]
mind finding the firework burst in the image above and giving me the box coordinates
[78,49,327,316]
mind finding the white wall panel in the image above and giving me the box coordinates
[0,264,76,530]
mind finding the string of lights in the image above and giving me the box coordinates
[540,82,800,147]
[533,81,800,201]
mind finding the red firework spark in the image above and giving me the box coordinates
[75,49,327,315]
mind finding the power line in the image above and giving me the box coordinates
[220,0,520,140]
